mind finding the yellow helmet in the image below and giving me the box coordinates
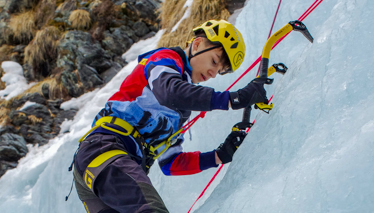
[193,20,246,73]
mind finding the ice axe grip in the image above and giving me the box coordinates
[233,106,253,132]
[242,106,252,124]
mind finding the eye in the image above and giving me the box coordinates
[218,68,233,75]
[212,59,217,65]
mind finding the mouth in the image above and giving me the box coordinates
[201,74,207,82]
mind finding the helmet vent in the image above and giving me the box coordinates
[230,37,235,41]
[231,42,238,49]
[206,22,213,27]
[224,31,230,38]
[213,25,219,36]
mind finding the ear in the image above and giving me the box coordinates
[192,37,203,52]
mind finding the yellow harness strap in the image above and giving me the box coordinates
[146,128,183,159]
[79,116,141,142]
[79,116,183,161]
[84,150,127,193]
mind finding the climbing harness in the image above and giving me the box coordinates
[79,116,184,166]
[66,114,185,201]
[78,116,141,143]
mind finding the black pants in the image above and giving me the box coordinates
[74,133,169,213]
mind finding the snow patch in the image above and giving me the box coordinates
[0,61,35,100]
[19,101,37,111]
[171,0,194,33]
[122,30,165,62]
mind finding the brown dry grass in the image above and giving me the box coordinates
[34,0,58,29]
[24,26,61,77]
[158,0,188,31]
[48,109,56,117]
[0,45,13,62]
[0,45,13,90]
[0,106,11,126]
[28,114,42,124]
[0,77,68,118]
[9,0,40,13]
[157,0,230,48]
[69,9,91,30]
[0,79,5,90]
[8,10,36,44]
[90,0,115,41]
[16,112,27,117]
[56,0,65,7]
[23,77,67,100]
[0,77,67,119]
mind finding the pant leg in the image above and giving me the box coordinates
[74,166,118,213]
[94,154,169,213]
[75,133,169,213]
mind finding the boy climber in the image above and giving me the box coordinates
[73,20,268,212]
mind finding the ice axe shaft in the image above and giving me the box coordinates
[259,20,313,78]
[255,20,313,113]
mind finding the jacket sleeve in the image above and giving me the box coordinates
[145,50,229,111]
[158,141,218,176]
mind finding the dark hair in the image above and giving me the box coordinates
[194,31,231,72]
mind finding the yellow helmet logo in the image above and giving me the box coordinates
[233,51,244,68]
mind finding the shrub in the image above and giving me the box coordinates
[68,9,91,30]
[8,11,36,44]
[24,26,61,79]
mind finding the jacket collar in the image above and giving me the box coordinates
[169,47,193,77]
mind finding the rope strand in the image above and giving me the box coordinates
[186,1,324,212]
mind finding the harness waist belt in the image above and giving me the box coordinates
[79,116,142,143]
[79,116,183,163]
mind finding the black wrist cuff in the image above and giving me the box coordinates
[229,92,241,110]
[216,145,232,164]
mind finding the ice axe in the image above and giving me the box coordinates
[241,20,313,124]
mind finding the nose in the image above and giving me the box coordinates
[208,68,218,78]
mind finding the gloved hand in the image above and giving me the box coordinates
[229,77,270,110]
[216,130,247,164]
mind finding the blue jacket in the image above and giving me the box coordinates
[91,47,229,175]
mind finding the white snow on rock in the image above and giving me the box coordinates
[0,61,35,100]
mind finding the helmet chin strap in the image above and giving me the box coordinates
[188,42,221,62]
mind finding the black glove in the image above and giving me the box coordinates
[229,77,271,110]
[216,130,247,164]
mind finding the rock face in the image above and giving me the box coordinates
[0,133,28,177]
[0,0,162,178]
[57,31,108,96]
[0,93,77,177]
[0,0,161,83]
[226,0,246,14]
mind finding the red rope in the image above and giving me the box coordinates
[186,163,224,212]
[269,0,282,38]
[256,0,282,77]
[181,112,206,134]
[186,0,324,212]
[183,0,323,133]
